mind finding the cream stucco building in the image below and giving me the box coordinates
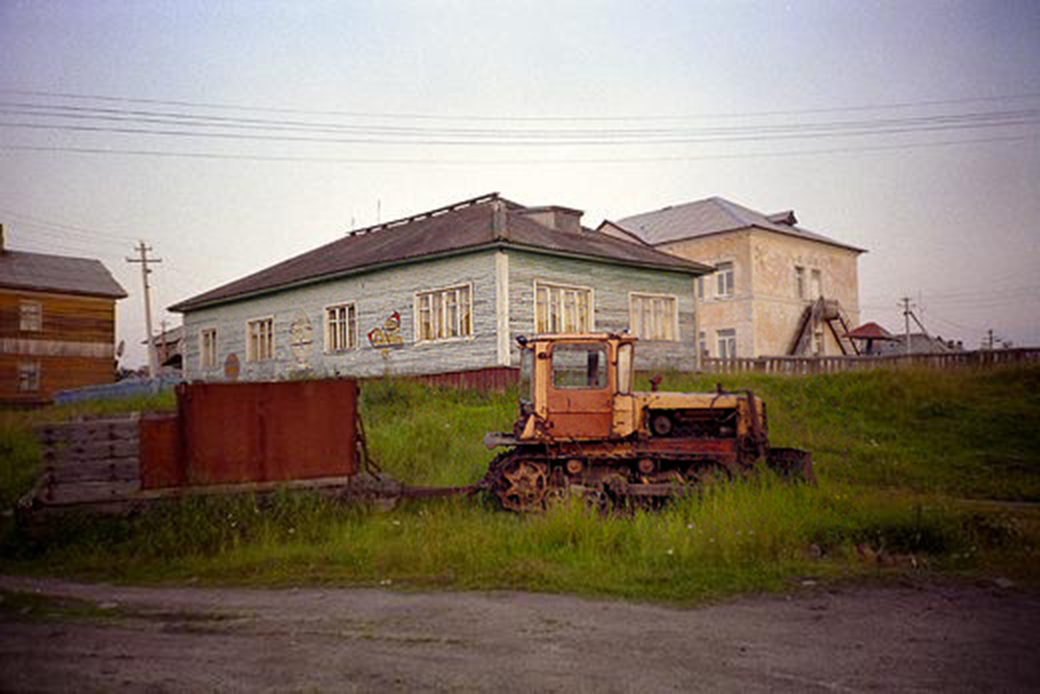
[601,197,865,359]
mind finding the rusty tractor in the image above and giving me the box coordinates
[482,333,813,512]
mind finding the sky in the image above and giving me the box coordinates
[1,0,1038,367]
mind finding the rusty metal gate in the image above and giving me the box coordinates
[141,379,360,489]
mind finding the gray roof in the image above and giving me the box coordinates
[613,197,865,252]
[170,193,712,313]
[0,249,127,298]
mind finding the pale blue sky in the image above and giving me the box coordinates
[1,0,1038,364]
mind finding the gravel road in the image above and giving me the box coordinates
[0,575,1037,693]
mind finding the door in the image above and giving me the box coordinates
[544,342,613,439]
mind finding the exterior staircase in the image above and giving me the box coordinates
[788,298,860,356]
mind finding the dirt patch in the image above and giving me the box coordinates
[0,575,1037,693]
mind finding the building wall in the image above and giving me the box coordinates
[656,229,860,358]
[181,248,701,381]
[182,251,502,381]
[748,230,860,356]
[507,250,697,371]
[659,231,754,359]
[0,289,117,404]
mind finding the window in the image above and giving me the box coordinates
[696,276,705,300]
[325,303,357,352]
[813,329,825,356]
[17,362,40,392]
[795,266,806,299]
[629,293,678,341]
[200,328,218,370]
[715,262,734,298]
[535,281,592,333]
[552,343,607,389]
[811,269,822,299]
[617,343,633,394]
[246,317,274,361]
[699,331,708,358]
[416,284,472,342]
[19,301,42,332]
[717,329,737,359]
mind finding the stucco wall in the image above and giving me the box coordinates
[655,228,860,358]
[749,231,860,356]
[659,231,754,359]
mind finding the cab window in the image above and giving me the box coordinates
[617,343,633,394]
[552,343,608,389]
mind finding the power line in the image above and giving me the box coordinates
[1,101,1036,139]
[2,111,1036,146]
[0,133,1033,165]
[2,87,1039,122]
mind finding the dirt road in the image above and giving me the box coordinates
[1,575,1037,693]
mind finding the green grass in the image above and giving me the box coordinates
[0,366,1037,601]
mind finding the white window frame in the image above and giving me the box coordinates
[795,266,806,300]
[629,292,679,341]
[19,301,42,332]
[414,283,473,344]
[324,302,358,353]
[534,280,594,334]
[199,327,218,370]
[699,331,708,358]
[246,316,275,362]
[17,361,41,392]
[813,328,825,356]
[811,268,822,299]
[715,261,734,299]
[696,276,705,300]
[717,328,737,360]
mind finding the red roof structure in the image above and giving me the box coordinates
[845,322,896,341]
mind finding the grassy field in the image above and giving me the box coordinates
[0,366,1037,602]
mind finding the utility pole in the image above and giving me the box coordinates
[986,329,995,351]
[900,297,912,356]
[126,242,162,378]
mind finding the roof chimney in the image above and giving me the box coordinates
[517,205,584,233]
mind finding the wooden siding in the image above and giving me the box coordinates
[507,250,697,371]
[0,289,117,404]
[182,251,503,381]
[180,247,701,381]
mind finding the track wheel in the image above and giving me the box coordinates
[498,459,549,513]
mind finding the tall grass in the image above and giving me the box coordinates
[0,365,1037,598]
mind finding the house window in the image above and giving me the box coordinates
[17,362,41,392]
[246,317,274,361]
[416,284,472,342]
[535,281,592,334]
[699,331,708,358]
[325,303,357,352]
[715,262,734,298]
[696,277,705,300]
[717,329,737,359]
[813,328,825,356]
[629,293,678,341]
[200,328,218,370]
[795,266,806,299]
[19,301,42,332]
[811,269,822,299]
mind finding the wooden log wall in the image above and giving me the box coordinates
[35,416,141,506]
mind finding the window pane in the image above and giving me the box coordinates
[552,344,607,389]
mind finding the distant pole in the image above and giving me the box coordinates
[126,241,163,378]
[901,297,912,356]
[986,329,995,351]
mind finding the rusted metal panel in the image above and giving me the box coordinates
[174,379,358,486]
[139,414,182,489]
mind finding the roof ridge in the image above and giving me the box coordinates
[344,192,499,238]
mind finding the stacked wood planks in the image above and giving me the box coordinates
[35,416,141,506]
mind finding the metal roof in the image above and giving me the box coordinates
[614,196,865,253]
[170,193,713,313]
[0,249,127,298]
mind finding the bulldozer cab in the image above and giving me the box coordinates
[516,333,635,440]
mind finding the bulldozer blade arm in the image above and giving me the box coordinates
[766,447,816,483]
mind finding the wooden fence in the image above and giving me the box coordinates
[702,348,1040,375]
